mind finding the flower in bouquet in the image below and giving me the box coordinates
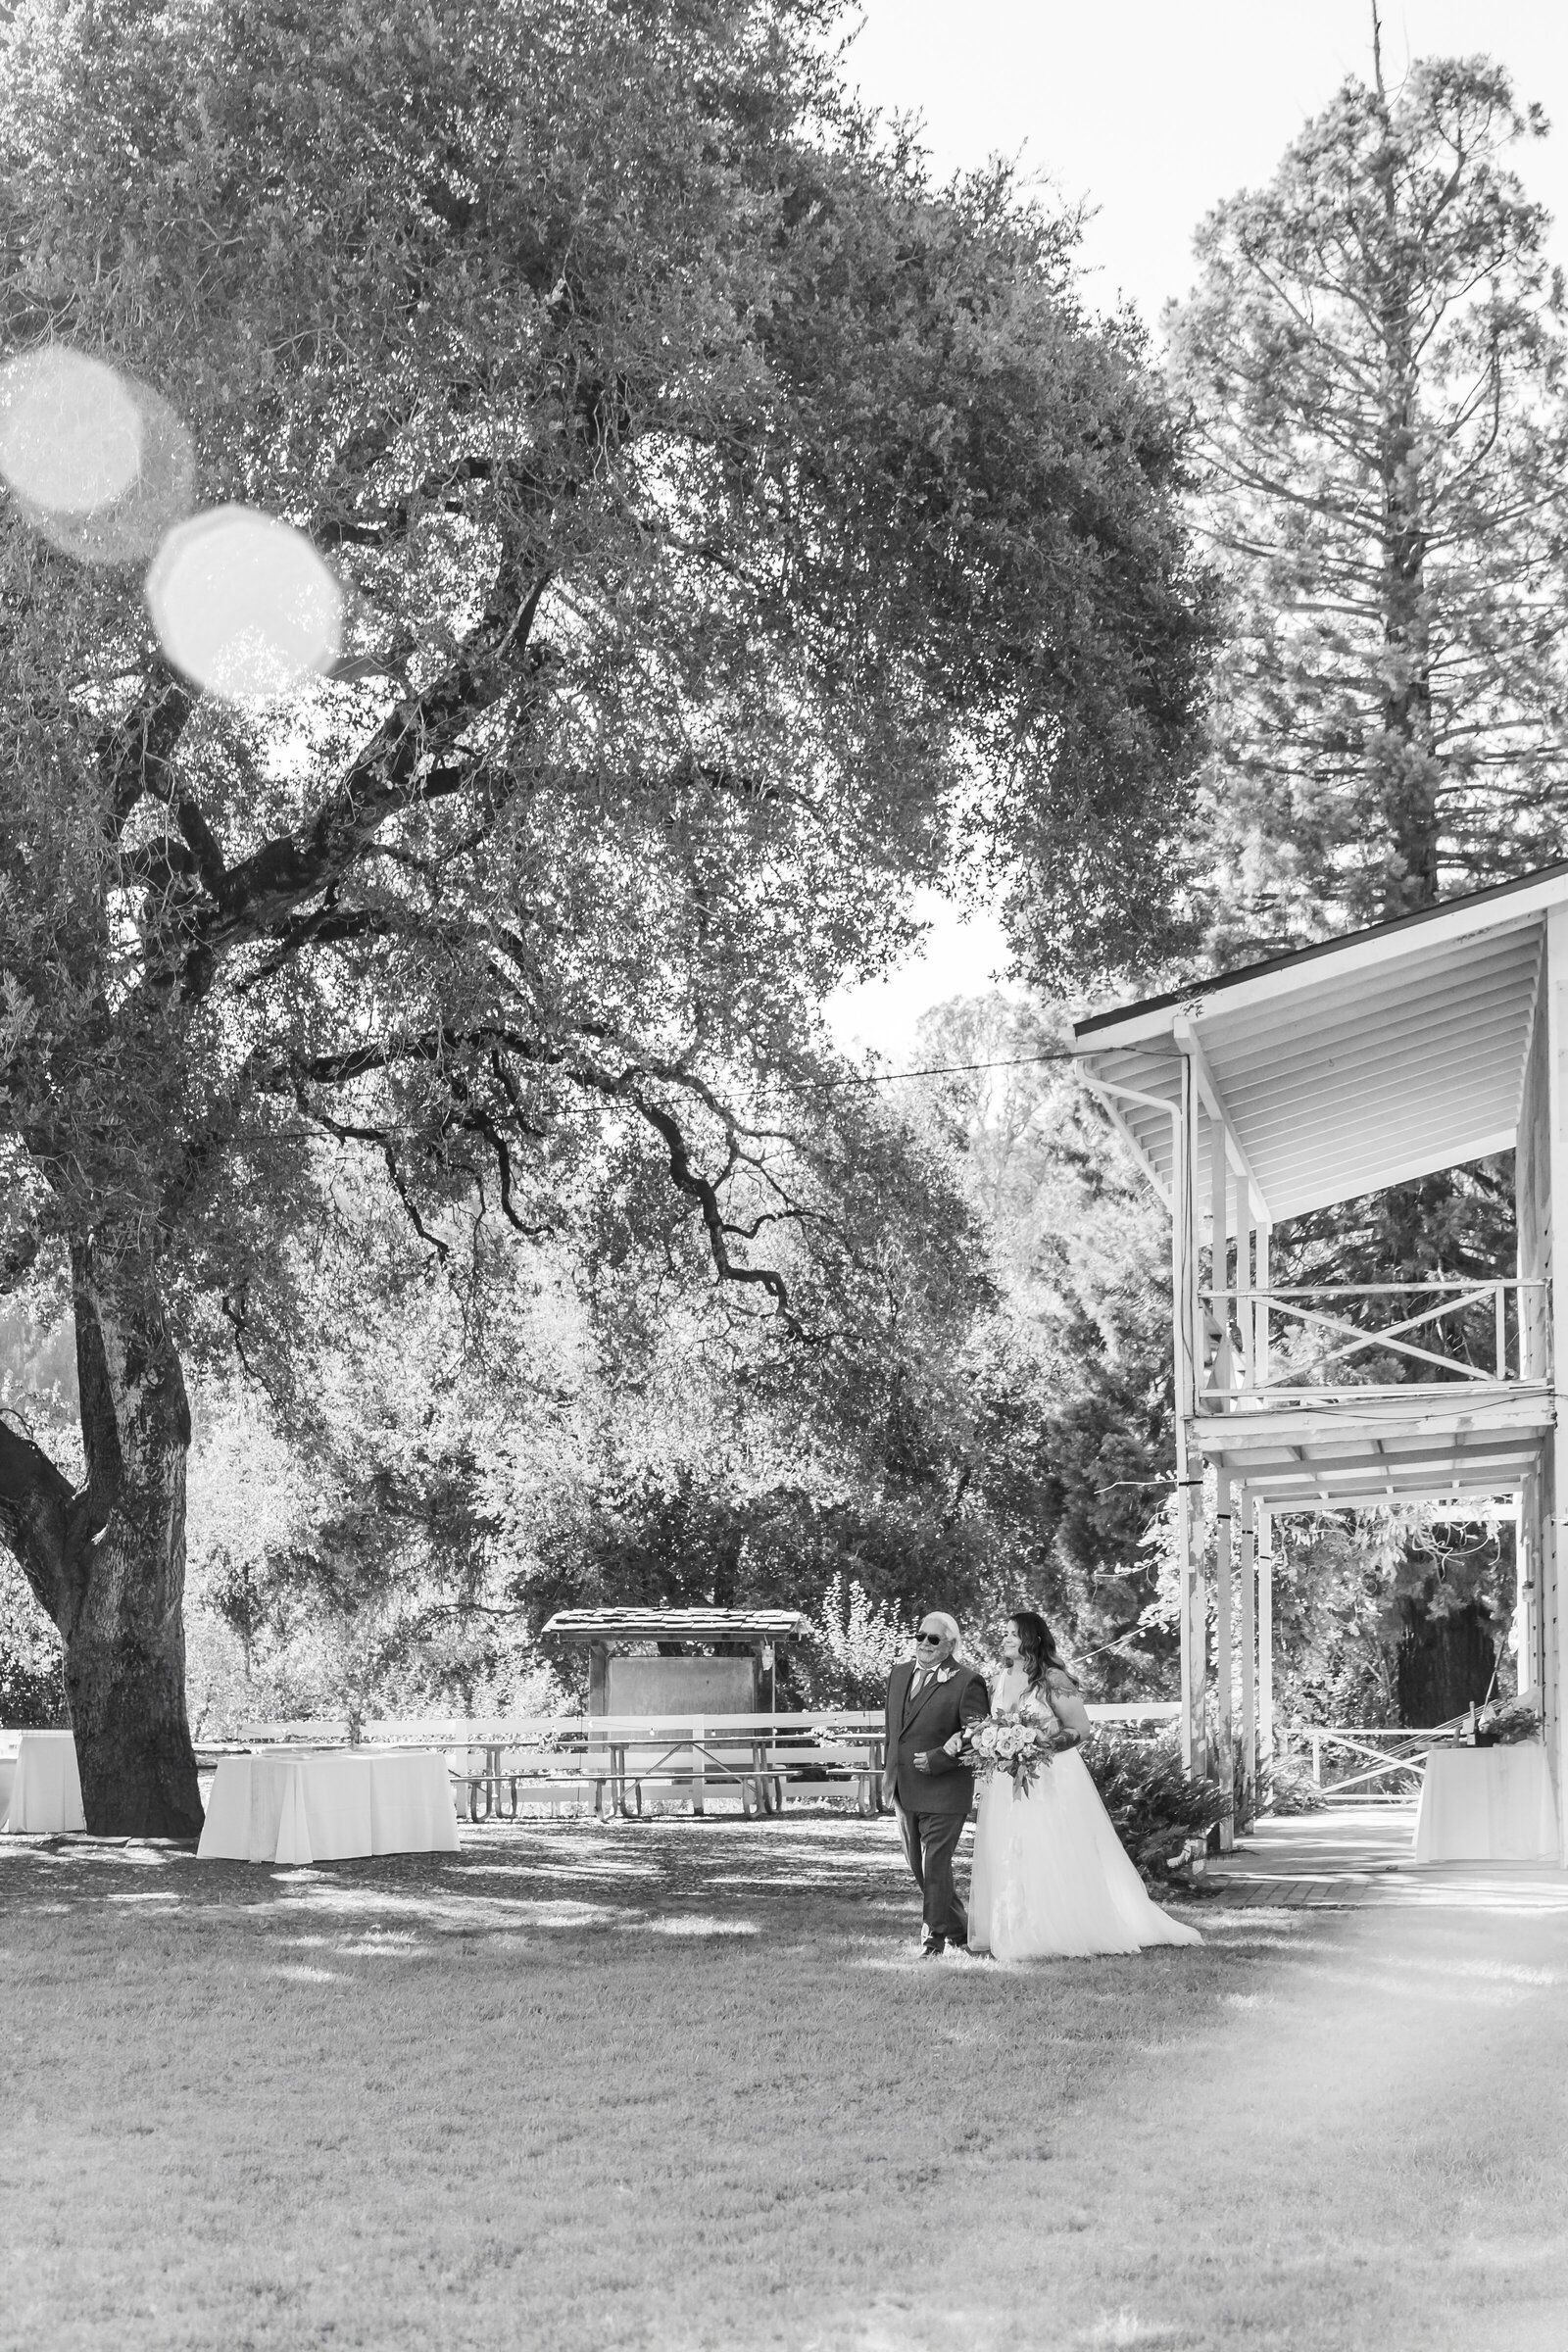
[956,1710,1074,1798]
[1476,1697,1541,1745]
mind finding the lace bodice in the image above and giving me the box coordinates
[992,1663,1089,1737]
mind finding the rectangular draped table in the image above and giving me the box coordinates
[197,1747,461,1864]
[1413,1744,1558,1864]
[1,1731,87,1834]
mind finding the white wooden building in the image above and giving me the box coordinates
[1073,865,1568,1860]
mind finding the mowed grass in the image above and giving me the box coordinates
[2,1811,1567,2352]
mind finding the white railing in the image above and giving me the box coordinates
[1199,1280,1548,1407]
[1278,1718,1469,1800]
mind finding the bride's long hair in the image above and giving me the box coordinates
[1012,1609,1068,1689]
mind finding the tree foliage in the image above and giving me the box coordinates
[1168,47,1568,956]
[0,0,1210,1821]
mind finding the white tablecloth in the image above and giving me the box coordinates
[1,1731,86,1834]
[1413,1744,1558,1863]
[197,1748,460,1864]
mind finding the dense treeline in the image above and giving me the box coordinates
[1,21,1549,1759]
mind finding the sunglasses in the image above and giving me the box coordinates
[915,1631,944,1645]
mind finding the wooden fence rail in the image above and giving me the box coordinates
[1278,1717,1470,1800]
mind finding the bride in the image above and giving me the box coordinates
[957,1609,1201,1960]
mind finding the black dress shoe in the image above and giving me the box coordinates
[920,1936,946,1959]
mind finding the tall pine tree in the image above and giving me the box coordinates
[1168,40,1568,962]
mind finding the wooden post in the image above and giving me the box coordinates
[1214,1465,1234,1850]
[1174,1054,1203,1776]
[1239,1488,1256,1830]
[1544,902,1568,1857]
[1257,1504,1275,1768]
[1209,1114,1230,1399]
[1236,1209,1254,1395]
[1519,1474,1537,1702]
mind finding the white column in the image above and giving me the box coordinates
[1181,1061,1208,1777]
[1518,1473,1537,1702]
[1544,901,1568,1858]
[1214,1464,1234,1849]
[1239,1488,1256,1829]
[1209,1114,1230,1398]
[1257,1505,1275,1767]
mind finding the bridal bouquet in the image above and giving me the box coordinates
[953,1712,1075,1798]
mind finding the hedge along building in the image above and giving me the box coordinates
[1073,863,1568,1860]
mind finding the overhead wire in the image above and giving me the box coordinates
[839,1049,1076,1084]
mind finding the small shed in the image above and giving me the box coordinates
[541,1607,809,1716]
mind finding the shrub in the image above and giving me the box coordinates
[1080,1727,1230,1876]
[0,1558,66,1728]
[803,1573,905,1707]
[1258,1758,1328,1814]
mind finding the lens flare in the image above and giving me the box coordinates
[0,347,195,563]
[145,506,344,704]
[0,348,141,511]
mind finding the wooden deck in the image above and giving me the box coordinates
[1206,1802,1568,1910]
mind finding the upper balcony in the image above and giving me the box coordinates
[1191,1277,1552,1510]
[1199,1275,1549,1409]
[1070,865,1568,1514]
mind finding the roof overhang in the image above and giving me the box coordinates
[541,1609,808,1644]
[1074,865,1568,1221]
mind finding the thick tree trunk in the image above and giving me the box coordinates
[1396,1595,1497,1728]
[0,1242,203,1838]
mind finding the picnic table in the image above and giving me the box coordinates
[233,1701,1181,1823]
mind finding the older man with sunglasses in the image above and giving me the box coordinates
[881,1612,991,1957]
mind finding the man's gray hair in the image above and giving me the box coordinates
[921,1611,960,1647]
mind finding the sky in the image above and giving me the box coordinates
[824,1,1568,1057]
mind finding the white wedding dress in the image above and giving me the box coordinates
[968,1665,1201,1959]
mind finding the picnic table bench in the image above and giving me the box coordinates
[234,1700,1180,1821]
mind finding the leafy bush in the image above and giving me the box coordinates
[1258,1758,1328,1814]
[1477,1697,1540,1745]
[1080,1728,1230,1876]
[804,1574,906,1707]
[0,1557,66,1728]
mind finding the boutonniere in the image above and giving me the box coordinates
[936,1666,956,1685]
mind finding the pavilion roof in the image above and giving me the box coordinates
[1074,861,1568,1222]
[540,1608,809,1643]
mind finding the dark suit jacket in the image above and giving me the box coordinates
[884,1659,991,1815]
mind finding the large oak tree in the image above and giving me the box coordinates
[0,0,1209,1833]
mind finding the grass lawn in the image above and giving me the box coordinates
[2,1808,1566,2352]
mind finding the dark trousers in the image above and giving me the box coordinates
[897,1804,968,1945]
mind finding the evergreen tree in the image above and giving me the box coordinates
[1166,32,1544,1719]
[1168,42,1568,959]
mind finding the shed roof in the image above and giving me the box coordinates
[1074,863,1568,1222]
[541,1608,808,1643]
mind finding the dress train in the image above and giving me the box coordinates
[967,1670,1201,1960]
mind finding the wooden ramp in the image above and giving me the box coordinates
[1207,1802,1568,1910]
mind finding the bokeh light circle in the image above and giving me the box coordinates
[145,506,344,704]
[0,347,194,564]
